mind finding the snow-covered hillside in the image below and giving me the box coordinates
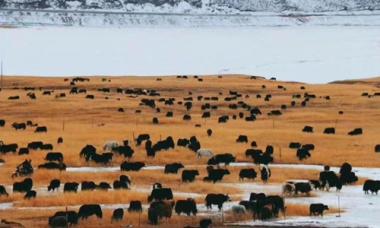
[2,0,380,13]
[1,0,380,27]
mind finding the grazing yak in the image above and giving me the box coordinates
[296,148,311,160]
[113,179,129,189]
[182,170,199,182]
[0,185,9,196]
[151,136,175,153]
[103,141,119,153]
[164,163,184,174]
[319,169,342,191]
[12,122,26,130]
[80,145,97,161]
[282,182,312,196]
[81,181,97,191]
[218,115,229,123]
[205,194,231,211]
[302,126,313,133]
[49,211,78,226]
[148,201,173,225]
[64,182,79,193]
[295,182,312,195]
[111,208,124,222]
[27,141,43,150]
[0,119,5,127]
[24,190,37,199]
[236,135,248,143]
[57,137,63,144]
[41,143,53,150]
[302,144,315,151]
[136,134,150,146]
[128,201,143,213]
[375,145,380,153]
[152,117,159,124]
[348,128,363,136]
[113,175,131,189]
[0,143,18,154]
[245,149,273,165]
[323,127,335,134]
[35,126,47,133]
[207,153,236,166]
[248,193,285,220]
[339,162,358,185]
[202,111,211,118]
[48,179,61,192]
[113,145,134,158]
[176,136,201,153]
[18,147,29,155]
[148,187,174,202]
[363,180,380,194]
[204,167,230,183]
[38,162,66,171]
[309,180,322,190]
[91,153,113,165]
[282,182,295,196]
[78,204,102,220]
[97,182,111,191]
[310,203,329,216]
[196,149,213,158]
[249,192,266,202]
[261,166,271,183]
[239,168,257,181]
[13,178,33,193]
[175,198,197,216]
[45,152,64,162]
[289,142,301,149]
[49,215,68,227]
[120,161,145,171]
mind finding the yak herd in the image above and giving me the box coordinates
[0,75,379,227]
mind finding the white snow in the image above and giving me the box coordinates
[231,163,380,228]
[235,184,380,228]
[0,26,379,83]
[3,0,380,14]
[272,163,380,180]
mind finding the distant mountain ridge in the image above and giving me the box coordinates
[2,0,380,27]
[1,0,380,13]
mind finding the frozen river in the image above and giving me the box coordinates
[0,25,379,83]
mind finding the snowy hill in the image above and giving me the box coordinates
[2,0,380,14]
[1,0,380,26]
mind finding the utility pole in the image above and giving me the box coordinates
[337,193,341,217]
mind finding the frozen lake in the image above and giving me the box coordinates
[0,25,379,83]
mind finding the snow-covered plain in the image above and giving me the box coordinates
[0,25,379,83]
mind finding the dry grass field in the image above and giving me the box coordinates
[0,75,379,227]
